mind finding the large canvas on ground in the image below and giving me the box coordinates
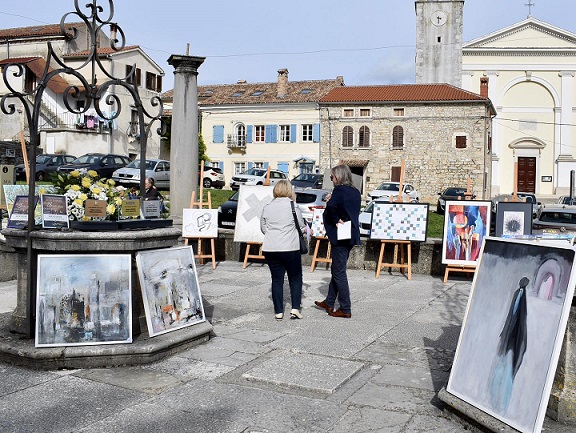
[495,201,533,237]
[136,246,205,337]
[233,185,273,243]
[36,254,132,347]
[182,208,218,238]
[442,200,491,266]
[447,237,576,433]
[370,202,429,241]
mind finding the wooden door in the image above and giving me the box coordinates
[517,157,536,193]
[391,166,401,182]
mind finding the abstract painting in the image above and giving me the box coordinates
[442,200,491,266]
[447,237,576,433]
[495,202,533,237]
[136,246,205,337]
[36,254,132,347]
[233,185,273,243]
[370,202,429,242]
[182,208,218,238]
[311,208,326,238]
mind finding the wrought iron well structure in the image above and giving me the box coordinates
[0,0,165,337]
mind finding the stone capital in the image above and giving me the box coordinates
[167,55,206,74]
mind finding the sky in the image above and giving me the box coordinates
[1,0,575,92]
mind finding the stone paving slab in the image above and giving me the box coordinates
[142,355,235,381]
[371,363,450,392]
[241,351,364,394]
[74,367,183,394]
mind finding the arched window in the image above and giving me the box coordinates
[392,126,404,149]
[342,126,353,147]
[236,124,246,147]
[358,126,370,148]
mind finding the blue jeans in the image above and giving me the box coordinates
[326,243,353,313]
[264,250,303,314]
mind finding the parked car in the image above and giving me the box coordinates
[202,166,225,189]
[57,153,131,179]
[112,159,170,189]
[290,173,324,189]
[359,200,380,237]
[491,192,541,218]
[217,188,329,229]
[230,168,287,190]
[367,182,419,203]
[557,195,576,206]
[532,205,576,233]
[15,154,76,181]
[436,187,475,214]
[294,188,331,225]
[218,191,239,228]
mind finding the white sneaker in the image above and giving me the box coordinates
[290,309,303,319]
[275,313,284,320]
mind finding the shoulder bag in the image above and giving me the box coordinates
[290,201,308,254]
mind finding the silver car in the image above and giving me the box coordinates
[112,158,170,189]
[367,182,420,202]
[294,188,331,225]
[230,168,287,190]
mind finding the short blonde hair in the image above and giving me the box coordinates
[273,179,295,200]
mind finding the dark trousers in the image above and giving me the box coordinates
[326,243,353,313]
[264,250,303,314]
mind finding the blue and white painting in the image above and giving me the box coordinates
[447,237,576,433]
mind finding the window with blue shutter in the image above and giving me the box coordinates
[266,125,278,143]
[290,124,297,143]
[246,125,253,143]
[213,125,224,143]
[313,123,320,142]
[264,162,269,169]
[219,161,224,170]
[278,162,289,174]
[248,162,254,170]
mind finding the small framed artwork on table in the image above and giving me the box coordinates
[495,201,533,237]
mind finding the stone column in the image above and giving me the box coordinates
[167,55,205,223]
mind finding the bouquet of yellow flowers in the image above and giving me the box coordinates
[50,170,124,221]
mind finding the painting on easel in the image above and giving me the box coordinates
[311,208,326,238]
[233,185,274,243]
[442,200,491,266]
[370,202,429,242]
[182,208,218,238]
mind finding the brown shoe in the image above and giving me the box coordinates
[314,300,334,314]
[328,309,351,318]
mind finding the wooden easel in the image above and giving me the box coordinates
[375,159,413,279]
[241,166,270,268]
[310,237,332,272]
[184,164,216,269]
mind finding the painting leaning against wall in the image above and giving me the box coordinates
[36,254,132,347]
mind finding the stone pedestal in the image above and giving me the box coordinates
[2,227,181,335]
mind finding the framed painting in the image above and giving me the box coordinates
[136,246,206,337]
[447,237,576,433]
[311,208,326,238]
[182,208,218,238]
[233,185,273,243]
[36,254,132,347]
[370,202,429,242]
[495,201,533,237]
[442,200,491,266]
[7,195,38,229]
[41,194,69,229]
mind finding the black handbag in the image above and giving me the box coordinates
[290,201,308,254]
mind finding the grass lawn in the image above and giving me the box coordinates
[427,210,444,239]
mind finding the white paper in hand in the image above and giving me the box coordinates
[337,220,352,240]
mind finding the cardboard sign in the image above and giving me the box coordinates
[41,194,69,229]
[1,165,15,207]
[84,199,107,218]
[8,195,37,229]
[142,199,161,219]
[121,199,141,218]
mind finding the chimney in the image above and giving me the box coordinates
[480,77,489,98]
[277,68,288,97]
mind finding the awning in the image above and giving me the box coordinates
[0,57,70,94]
[293,156,315,164]
[338,159,369,168]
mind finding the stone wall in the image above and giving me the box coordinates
[319,102,491,203]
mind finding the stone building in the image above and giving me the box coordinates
[318,83,495,202]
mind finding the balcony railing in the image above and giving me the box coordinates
[227,134,247,149]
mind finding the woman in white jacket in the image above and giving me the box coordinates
[260,180,306,320]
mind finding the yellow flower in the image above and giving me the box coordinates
[115,197,123,206]
[107,179,116,186]
[39,187,46,195]
[71,184,81,191]
[74,198,83,206]
[107,203,116,215]
[79,193,88,201]
[97,181,106,188]
[82,178,92,188]
[88,170,98,178]
[70,171,80,178]
[82,216,90,221]
[92,187,102,195]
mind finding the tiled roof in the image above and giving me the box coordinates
[0,22,82,39]
[63,45,140,58]
[320,83,489,103]
[162,76,345,105]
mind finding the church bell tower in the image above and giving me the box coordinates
[415,0,464,87]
